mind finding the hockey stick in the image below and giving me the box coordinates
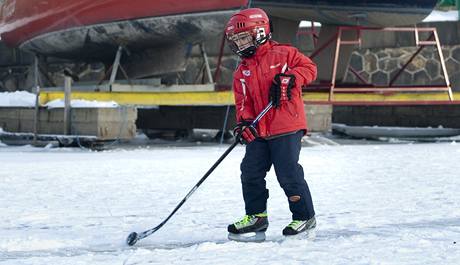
[126,102,273,246]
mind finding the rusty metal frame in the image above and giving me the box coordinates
[307,26,454,103]
[388,34,430,87]
[348,66,371,85]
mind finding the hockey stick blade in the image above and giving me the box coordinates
[126,232,138,246]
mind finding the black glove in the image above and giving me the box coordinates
[233,120,259,145]
[269,73,296,108]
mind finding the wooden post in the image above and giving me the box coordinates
[33,55,40,144]
[64,76,72,135]
[109,46,123,88]
[200,43,214,84]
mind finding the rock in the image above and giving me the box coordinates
[390,71,412,86]
[425,59,440,80]
[413,70,430,85]
[371,71,388,85]
[407,56,427,73]
[349,53,363,72]
[446,58,460,75]
[451,46,460,62]
[364,52,378,73]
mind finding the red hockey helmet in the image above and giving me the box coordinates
[225,8,271,58]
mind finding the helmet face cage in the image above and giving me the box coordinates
[227,31,255,57]
[226,26,270,58]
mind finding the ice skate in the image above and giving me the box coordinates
[227,212,268,242]
[282,216,316,239]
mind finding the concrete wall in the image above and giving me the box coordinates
[305,105,332,132]
[0,107,137,140]
[137,104,331,133]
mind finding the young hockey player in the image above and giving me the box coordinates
[225,8,317,242]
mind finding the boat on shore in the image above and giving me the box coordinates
[0,0,437,57]
[0,0,438,78]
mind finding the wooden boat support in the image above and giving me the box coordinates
[39,90,460,107]
[36,88,460,136]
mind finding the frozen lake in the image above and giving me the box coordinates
[1,142,459,264]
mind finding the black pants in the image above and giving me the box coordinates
[240,131,315,220]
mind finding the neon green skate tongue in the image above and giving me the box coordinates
[287,220,304,229]
[235,215,253,228]
[234,213,267,229]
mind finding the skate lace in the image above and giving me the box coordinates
[235,215,253,226]
[235,213,267,227]
[287,220,303,228]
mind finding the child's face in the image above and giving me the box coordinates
[229,31,254,52]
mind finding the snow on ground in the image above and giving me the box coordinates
[0,142,459,264]
[0,91,118,108]
[45,99,118,109]
[0,91,36,107]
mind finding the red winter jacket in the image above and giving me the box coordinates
[233,40,317,138]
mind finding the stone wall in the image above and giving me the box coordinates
[334,37,460,129]
[343,45,460,90]
[186,23,460,90]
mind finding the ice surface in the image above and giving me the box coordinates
[0,143,459,264]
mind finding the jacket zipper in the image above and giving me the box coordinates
[239,78,247,112]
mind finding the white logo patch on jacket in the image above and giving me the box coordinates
[242,70,251,77]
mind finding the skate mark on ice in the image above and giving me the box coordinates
[0,237,312,261]
[315,217,460,240]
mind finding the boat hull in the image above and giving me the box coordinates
[0,0,438,77]
[0,0,247,47]
[18,10,236,61]
[254,0,438,27]
[0,0,438,51]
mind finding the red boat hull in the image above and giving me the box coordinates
[0,0,436,78]
[0,0,247,47]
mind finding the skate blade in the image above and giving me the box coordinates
[284,229,316,241]
[228,232,266,243]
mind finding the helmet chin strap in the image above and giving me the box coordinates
[238,34,271,58]
[239,46,257,58]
